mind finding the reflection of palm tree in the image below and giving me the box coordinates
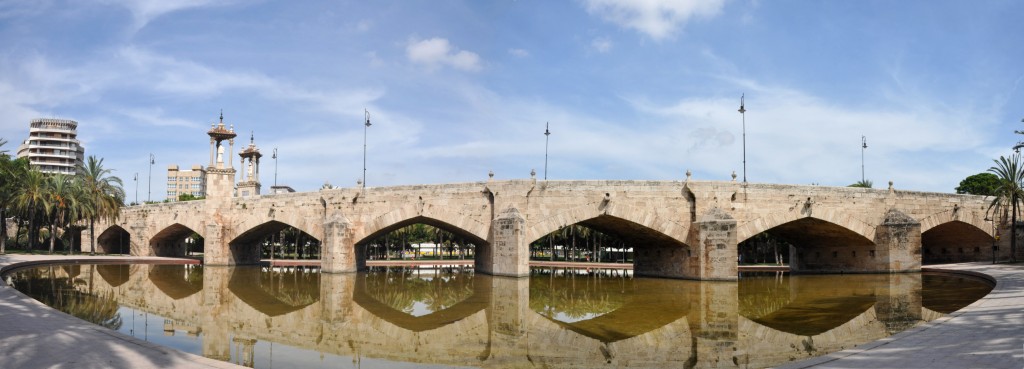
[529,272,625,321]
[364,266,475,315]
[9,267,123,329]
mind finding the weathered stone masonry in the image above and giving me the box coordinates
[89,178,1000,280]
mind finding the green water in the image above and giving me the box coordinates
[5,264,992,369]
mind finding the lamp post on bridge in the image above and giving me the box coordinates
[362,109,371,188]
[272,148,278,187]
[544,122,551,180]
[147,154,154,203]
[861,136,868,184]
[738,94,747,183]
[133,173,138,205]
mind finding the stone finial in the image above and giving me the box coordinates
[731,171,737,182]
[530,169,536,179]
[888,180,894,190]
[488,170,494,179]
[685,169,692,180]
[356,178,363,187]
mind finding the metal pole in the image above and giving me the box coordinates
[363,109,371,187]
[861,136,867,183]
[133,173,138,205]
[272,148,278,187]
[544,122,550,180]
[147,154,154,203]
[738,94,747,183]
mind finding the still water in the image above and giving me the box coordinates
[5,263,992,369]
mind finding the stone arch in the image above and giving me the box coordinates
[525,202,689,246]
[356,205,490,246]
[96,225,131,254]
[921,220,995,264]
[228,220,323,264]
[736,211,874,245]
[150,223,203,257]
[232,210,323,249]
[919,209,994,237]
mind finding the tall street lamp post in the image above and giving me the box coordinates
[861,136,868,183]
[133,173,138,205]
[544,122,551,180]
[738,94,747,183]
[272,148,278,187]
[363,109,371,188]
[148,154,154,203]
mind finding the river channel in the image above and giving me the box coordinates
[5,263,992,369]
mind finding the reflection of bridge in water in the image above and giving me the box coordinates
[65,264,948,369]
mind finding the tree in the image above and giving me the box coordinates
[849,180,873,188]
[81,156,125,255]
[43,174,83,254]
[988,154,1024,262]
[956,172,1001,196]
[14,169,46,251]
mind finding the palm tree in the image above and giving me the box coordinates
[988,154,1024,262]
[849,180,873,188]
[43,174,80,254]
[80,156,125,255]
[14,169,46,251]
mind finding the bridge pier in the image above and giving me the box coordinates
[322,215,363,273]
[636,208,737,281]
[478,207,529,277]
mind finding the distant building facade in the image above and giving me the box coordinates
[269,185,295,194]
[167,164,207,200]
[16,118,85,175]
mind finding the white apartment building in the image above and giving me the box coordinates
[167,164,207,200]
[16,118,85,175]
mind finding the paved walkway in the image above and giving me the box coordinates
[1,255,1022,368]
[779,262,1024,369]
[0,254,241,369]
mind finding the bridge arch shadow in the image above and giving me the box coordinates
[96,225,130,255]
[741,216,874,272]
[921,220,995,264]
[355,215,488,264]
[150,223,203,257]
[229,220,321,264]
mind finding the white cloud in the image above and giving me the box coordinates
[581,0,725,40]
[508,48,529,58]
[406,37,482,72]
[356,19,373,32]
[591,37,613,53]
[97,0,234,30]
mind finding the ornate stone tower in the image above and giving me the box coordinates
[205,111,237,200]
[236,132,262,197]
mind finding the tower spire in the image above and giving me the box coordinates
[220,109,224,124]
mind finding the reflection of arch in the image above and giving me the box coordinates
[228,267,321,317]
[352,273,491,332]
[530,276,692,342]
[358,206,490,246]
[737,213,873,245]
[739,274,883,336]
[96,264,131,287]
[150,223,201,257]
[148,264,203,300]
[921,221,995,264]
[525,203,688,246]
[96,226,130,254]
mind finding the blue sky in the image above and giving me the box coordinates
[1,0,1022,198]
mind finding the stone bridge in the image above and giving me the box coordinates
[89,175,1000,280]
